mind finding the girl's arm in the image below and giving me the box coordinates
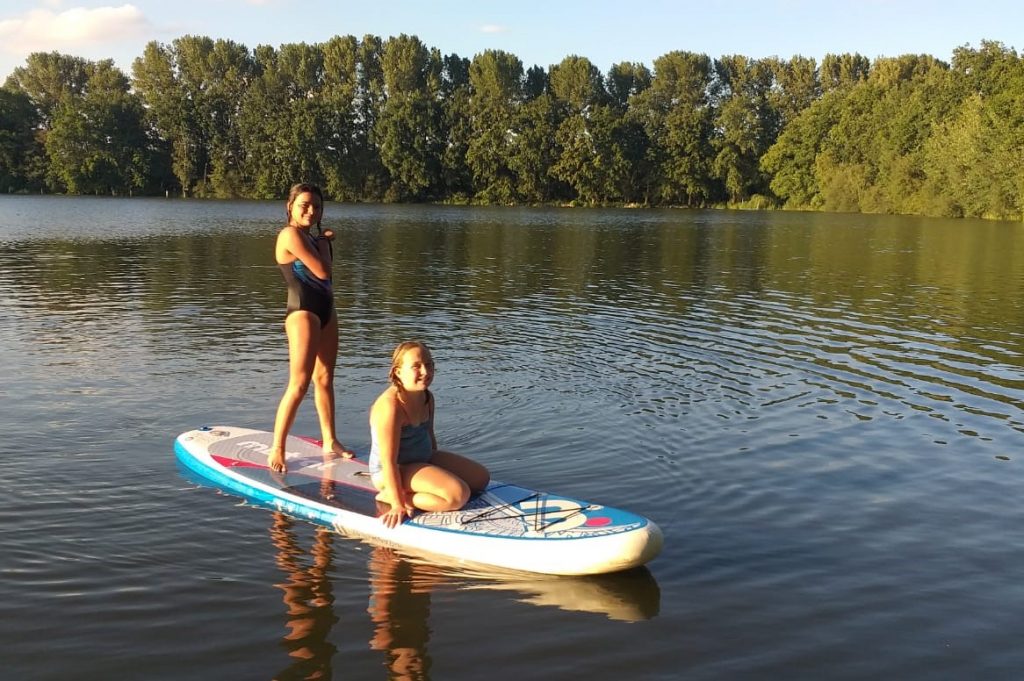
[370,395,414,528]
[276,226,331,280]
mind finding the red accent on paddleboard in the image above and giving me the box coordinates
[585,517,612,527]
[212,454,267,469]
[297,436,322,446]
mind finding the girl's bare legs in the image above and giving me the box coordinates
[312,313,353,459]
[270,312,320,472]
[376,453,490,514]
[431,450,490,493]
[404,463,471,512]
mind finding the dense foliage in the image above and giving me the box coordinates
[1,36,1021,219]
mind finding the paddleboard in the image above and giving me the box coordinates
[174,426,662,576]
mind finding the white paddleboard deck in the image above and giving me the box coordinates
[175,426,662,576]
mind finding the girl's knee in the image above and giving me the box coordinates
[445,480,470,510]
[286,378,311,400]
[312,365,334,389]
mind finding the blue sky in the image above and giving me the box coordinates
[1,0,1021,82]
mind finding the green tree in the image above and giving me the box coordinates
[524,64,550,99]
[45,60,150,195]
[606,62,652,110]
[763,57,961,214]
[133,36,255,197]
[767,56,819,129]
[376,35,443,201]
[238,43,325,198]
[607,62,654,204]
[510,91,564,203]
[550,111,601,203]
[761,90,842,208]
[132,41,189,195]
[0,87,43,192]
[197,38,256,197]
[632,51,716,205]
[467,50,524,203]
[712,56,778,202]
[923,44,1024,219]
[5,52,90,127]
[808,80,893,213]
[820,53,870,92]
[351,35,388,201]
[549,55,611,203]
[952,40,1020,96]
[4,52,97,191]
[320,35,361,200]
[438,53,474,199]
[869,57,956,214]
[549,55,606,111]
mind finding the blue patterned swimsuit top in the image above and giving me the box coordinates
[291,231,332,295]
[279,229,334,327]
[369,394,434,475]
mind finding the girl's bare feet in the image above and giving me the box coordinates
[323,440,355,460]
[268,448,287,473]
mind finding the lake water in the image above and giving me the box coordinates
[2,196,1023,680]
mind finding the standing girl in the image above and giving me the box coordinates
[369,341,490,528]
[269,183,353,472]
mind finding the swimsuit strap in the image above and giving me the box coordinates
[398,389,432,426]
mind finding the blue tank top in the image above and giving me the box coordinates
[369,401,434,475]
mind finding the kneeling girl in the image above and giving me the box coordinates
[369,341,490,528]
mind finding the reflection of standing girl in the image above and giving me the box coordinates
[269,183,354,473]
[269,512,338,680]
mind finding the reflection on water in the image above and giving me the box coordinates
[369,547,661,625]
[364,545,662,680]
[269,514,338,681]
[265,515,661,681]
[464,568,660,623]
[367,547,437,681]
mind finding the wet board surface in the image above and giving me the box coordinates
[175,426,662,575]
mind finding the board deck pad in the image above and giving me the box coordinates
[176,426,663,575]
[206,432,381,517]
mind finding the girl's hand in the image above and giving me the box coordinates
[320,228,335,241]
[379,490,414,528]
[381,503,414,529]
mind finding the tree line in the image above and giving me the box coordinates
[1,35,1021,219]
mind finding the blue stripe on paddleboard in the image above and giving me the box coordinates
[176,441,346,528]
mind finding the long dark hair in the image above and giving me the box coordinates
[285,183,324,235]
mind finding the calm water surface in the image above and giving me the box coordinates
[2,196,1023,680]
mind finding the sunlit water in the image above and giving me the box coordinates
[2,196,1023,679]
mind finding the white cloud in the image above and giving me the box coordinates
[479,24,508,34]
[0,4,151,55]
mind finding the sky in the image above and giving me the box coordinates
[1,0,1021,83]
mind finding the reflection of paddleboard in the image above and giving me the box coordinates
[368,545,661,622]
[469,569,661,622]
[175,426,663,576]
